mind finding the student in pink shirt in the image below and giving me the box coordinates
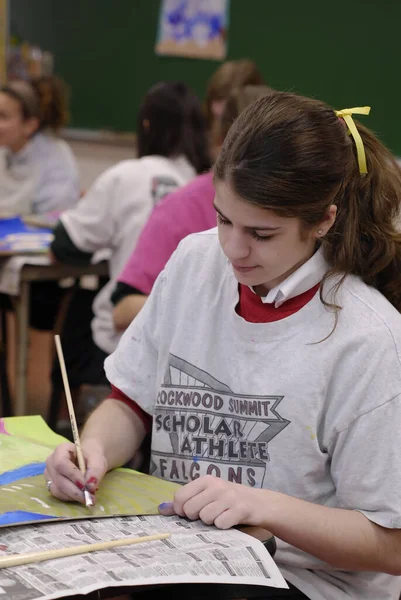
[111,85,274,331]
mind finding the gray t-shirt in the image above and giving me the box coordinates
[0,132,80,215]
[106,229,401,600]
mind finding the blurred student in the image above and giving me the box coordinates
[0,76,80,415]
[112,85,273,331]
[204,59,264,160]
[50,82,209,382]
[0,76,80,215]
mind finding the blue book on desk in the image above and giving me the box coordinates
[0,216,53,255]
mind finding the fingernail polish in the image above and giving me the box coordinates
[159,502,173,509]
[75,481,85,491]
[86,477,97,492]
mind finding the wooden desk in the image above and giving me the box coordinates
[14,261,109,415]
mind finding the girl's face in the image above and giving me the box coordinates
[214,180,336,296]
[0,92,38,152]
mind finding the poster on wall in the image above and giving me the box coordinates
[155,0,230,60]
[0,0,7,85]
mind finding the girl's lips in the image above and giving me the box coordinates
[232,264,257,273]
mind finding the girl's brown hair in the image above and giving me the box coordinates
[215,84,275,145]
[214,91,401,312]
[2,75,70,133]
[204,59,264,127]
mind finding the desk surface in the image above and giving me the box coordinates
[19,260,109,282]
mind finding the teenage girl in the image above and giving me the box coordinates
[46,92,401,599]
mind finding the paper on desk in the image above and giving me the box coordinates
[0,217,53,256]
[0,417,179,528]
[0,515,287,599]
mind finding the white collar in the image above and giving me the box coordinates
[252,246,330,307]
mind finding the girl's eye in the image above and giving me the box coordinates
[251,231,273,242]
[217,214,230,226]
[216,213,273,241]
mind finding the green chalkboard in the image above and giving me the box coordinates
[10,0,401,154]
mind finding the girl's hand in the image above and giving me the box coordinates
[158,475,266,529]
[44,440,108,504]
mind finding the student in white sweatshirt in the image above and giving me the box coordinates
[50,81,210,361]
[45,92,401,600]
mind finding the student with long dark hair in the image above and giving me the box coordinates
[112,85,274,331]
[46,92,401,599]
[50,81,209,371]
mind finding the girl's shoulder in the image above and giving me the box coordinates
[336,275,401,349]
[33,133,77,169]
[162,227,228,291]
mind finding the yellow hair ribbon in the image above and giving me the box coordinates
[334,106,371,174]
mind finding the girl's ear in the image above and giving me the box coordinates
[315,205,337,238]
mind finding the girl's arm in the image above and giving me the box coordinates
[81,398,146,471]
[260,488,400,574]
[161,477,401,575]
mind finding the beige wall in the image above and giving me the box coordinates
[68,139,135,191]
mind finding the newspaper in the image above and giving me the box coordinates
[0,515,287,599]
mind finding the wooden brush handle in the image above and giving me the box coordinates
[0,532,170,569]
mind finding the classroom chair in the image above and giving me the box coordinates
[47,277,109,432]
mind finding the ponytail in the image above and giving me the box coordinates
[323,123,401,311]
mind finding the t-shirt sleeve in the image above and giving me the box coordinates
[108,384,152,432]
[51,220,94,265]
[104,263,169,415]
[110,282,145,306]
[329,394,401,529]
[117,194,184,295]
[60,167,117,253]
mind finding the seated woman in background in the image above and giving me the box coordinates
[50,81,209,385]
[0,76,80,215]
[112,85,274,331]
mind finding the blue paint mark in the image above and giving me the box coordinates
[158,502,173,510]
[193,456,199,463]
[0,462,46,486]
[0,511,57,526]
